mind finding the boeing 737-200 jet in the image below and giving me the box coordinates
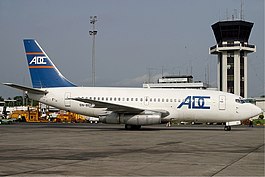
[4,39,262,130]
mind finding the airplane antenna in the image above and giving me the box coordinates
[89,16,98,87]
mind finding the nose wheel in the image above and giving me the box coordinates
[224,126,231,131]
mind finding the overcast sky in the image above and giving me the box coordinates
[0,0,264,98]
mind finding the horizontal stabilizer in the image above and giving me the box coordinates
[3,83,48,94]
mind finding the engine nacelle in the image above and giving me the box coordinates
[100,112,161,125]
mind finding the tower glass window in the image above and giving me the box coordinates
[240,51,245,97]
[227,51,234,93]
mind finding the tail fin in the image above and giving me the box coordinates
[23,39,76,88]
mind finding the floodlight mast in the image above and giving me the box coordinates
[89,16,97,87]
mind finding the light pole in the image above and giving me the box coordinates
[89,16,97,87]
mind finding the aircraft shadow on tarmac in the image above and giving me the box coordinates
[26,123,250,132]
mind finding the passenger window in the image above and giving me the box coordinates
[162,98,164,102]
[118,98,120,101]
[154,98,156,102]
[140,98,143,102]
[106,97,108,101]
[135,98,138,101]
[127,98,129,101]
[166,99,168,102]
[158,98,160,102]
[131,98,133,101]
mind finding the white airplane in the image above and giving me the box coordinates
[4,39,262,130]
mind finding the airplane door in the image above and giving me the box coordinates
[144,96,149,106]
[219,95,226,110]
[64,92,71,107]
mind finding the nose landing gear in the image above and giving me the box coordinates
[224,121,241,131]
[224,126,231,131]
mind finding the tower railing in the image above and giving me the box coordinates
[210,42,256,53]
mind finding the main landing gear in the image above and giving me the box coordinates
[125,124,141,130]
[224,126,231,131]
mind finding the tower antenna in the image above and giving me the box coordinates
[226,8,229,20]
[240,0,244,20]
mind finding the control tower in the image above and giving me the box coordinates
[209,20,256,98]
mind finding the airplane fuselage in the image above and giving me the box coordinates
[28,87,258,124]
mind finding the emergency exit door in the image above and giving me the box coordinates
[144,96,149,106]
[64,92,71,107]
[219,95,226,110]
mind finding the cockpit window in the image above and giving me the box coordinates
[235,98,245,104]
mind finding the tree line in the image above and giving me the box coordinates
[0,96,38,107]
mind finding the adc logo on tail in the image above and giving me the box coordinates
[29,56,47,65]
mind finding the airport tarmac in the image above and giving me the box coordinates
[0,123,264,176]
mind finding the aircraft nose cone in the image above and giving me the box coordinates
[256,107,263,115]
[251,105,263,118]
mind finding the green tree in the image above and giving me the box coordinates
[6,97,14,107]
[13,96,23,106]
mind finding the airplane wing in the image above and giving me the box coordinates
[3,83,48,94]
[71,97,169,117]
[71,97,143,113]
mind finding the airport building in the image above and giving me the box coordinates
[143,75,210,90]
[209,20,256,98]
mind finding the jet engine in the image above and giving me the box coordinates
[100,112,161,125]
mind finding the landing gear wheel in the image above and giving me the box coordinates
[125,124,131,129]
[125,124,141,130]
[224,126,231,131]
[134,125,141,130]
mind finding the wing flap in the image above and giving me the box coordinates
[71,97,143,113]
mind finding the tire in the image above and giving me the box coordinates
[224,126,231,131]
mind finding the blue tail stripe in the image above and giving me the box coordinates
[23,39,76,88]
